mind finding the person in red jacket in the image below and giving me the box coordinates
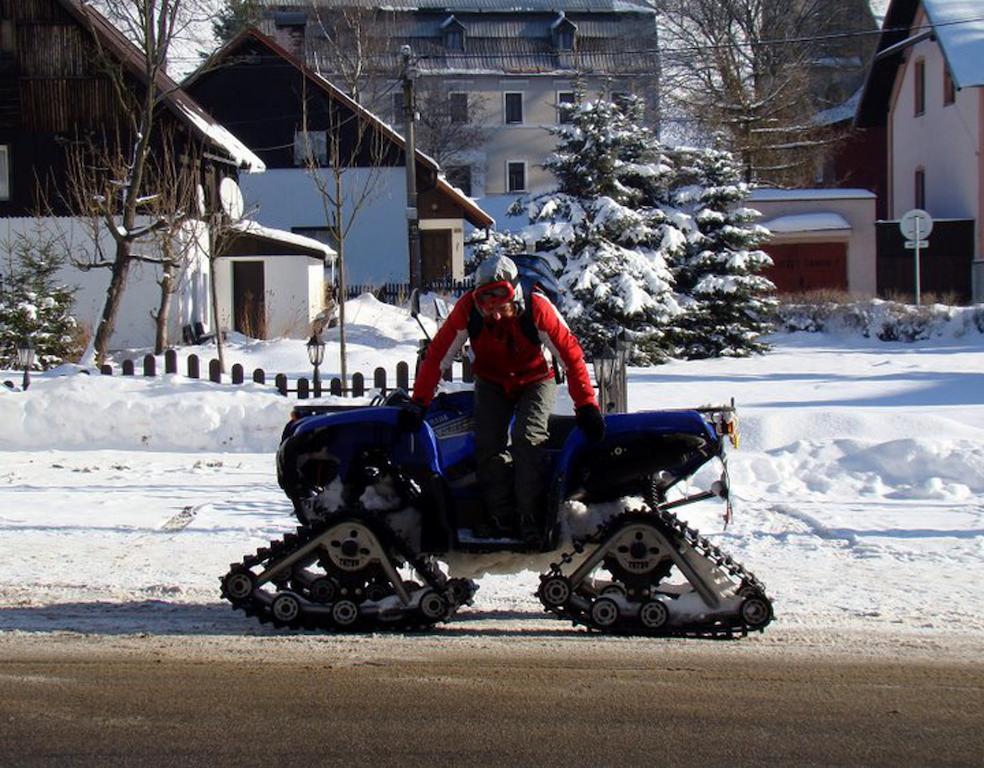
[406,255,605,544]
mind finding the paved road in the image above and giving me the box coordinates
[0,636,981,767]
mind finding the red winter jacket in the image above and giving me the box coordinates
[412,291,598,409]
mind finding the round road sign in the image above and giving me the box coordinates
[899,209,934,240]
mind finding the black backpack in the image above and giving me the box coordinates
[466,254,566,382]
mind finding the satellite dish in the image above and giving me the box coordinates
[219,177,244,221]
[195,184,207,217]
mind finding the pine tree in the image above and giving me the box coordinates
[0,233,78,370]
[504,97,692,364]
[211,0,261,48]
[670,146,776,358]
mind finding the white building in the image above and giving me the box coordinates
[856,0,984,301]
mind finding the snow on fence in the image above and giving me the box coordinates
[95,348,472,399]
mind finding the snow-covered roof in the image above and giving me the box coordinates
[761,213,851,233]
[171,95,265,174]
[57,0,264,173]
[814,88,863,126]
[749,188,876,202]
[229,220,337,260]
[922,0,984,88]
[858,0,984,126]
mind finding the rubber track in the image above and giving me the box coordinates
[538,505,772,638]
[221,507,467,632]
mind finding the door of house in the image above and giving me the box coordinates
[232,261,266,339]
[420,229,452,284]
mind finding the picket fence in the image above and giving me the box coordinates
[345,278,471,304]
[95,348,473,399]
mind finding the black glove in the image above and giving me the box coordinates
[576,404,606,443]
[396,399,426,432]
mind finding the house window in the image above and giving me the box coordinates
[914,58,925,116]
[556,28,574,51]
[294,130,327,166]
[446,165,472,196]
[392,92,405,125]
[445,29,464,51]
[0,145,8,201]
[943,66,956,106]
[506,161,526,193]
[504,92,523,124]
[914,168,926,209]
[449,92,468,124]
[557,91,575,124]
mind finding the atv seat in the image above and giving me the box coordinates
[545,415,577,450]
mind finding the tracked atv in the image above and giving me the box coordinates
[221,387,773,637]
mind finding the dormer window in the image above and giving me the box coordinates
[551,13,577,51]
[441,16,466,52]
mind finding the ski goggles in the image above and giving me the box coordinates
[474,280,516,310]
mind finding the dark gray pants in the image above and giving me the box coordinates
[473,376,557,529]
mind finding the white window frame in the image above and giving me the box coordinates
[556,90,575,124]
[504,92,524,124]
[506,160,527,193]
[0,145,9,201]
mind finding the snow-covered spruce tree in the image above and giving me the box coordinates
[502,96,691,364]
[669,145,776,358]
[0,233,78,370]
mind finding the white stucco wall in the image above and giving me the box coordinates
[214,254,324,339]
[889,12,982,220]
[748,190,878,295]
[0,217,210,351]
[240,167,410,285]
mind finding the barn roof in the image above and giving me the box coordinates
[56,0,264,171]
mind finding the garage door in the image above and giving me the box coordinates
[763,242,848,294]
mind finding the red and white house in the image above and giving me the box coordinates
[856,0,984,301]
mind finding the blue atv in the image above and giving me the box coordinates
[220,388,773,637]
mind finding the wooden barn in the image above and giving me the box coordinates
[0,0,334,347]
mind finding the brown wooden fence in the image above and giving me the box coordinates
[94,348,473,399]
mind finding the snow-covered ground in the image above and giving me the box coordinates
[1,296,983,644]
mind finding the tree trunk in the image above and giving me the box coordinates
[210,221,225,373]
[92,242,132,366]
[335,184,347,387]
[154,259,176,355]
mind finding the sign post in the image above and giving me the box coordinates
[899,209,933,305]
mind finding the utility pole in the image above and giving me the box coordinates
[401,45,421,289]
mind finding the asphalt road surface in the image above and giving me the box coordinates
[0,627,981,768]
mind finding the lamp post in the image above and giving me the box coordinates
[306,334,326,395]
[615,332,631,414]
[592,343,617,414]
[17,338,35,391]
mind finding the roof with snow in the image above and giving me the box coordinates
[258,0,653,11]
[760,213,852,234]
[749,189,877,202]
[55,0,264,172]
[263,0,659,75]
[857,0,984,126]
[227,220,337,261]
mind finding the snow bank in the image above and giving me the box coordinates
[776,299,984,341]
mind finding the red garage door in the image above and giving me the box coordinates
[763,242,848,294]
